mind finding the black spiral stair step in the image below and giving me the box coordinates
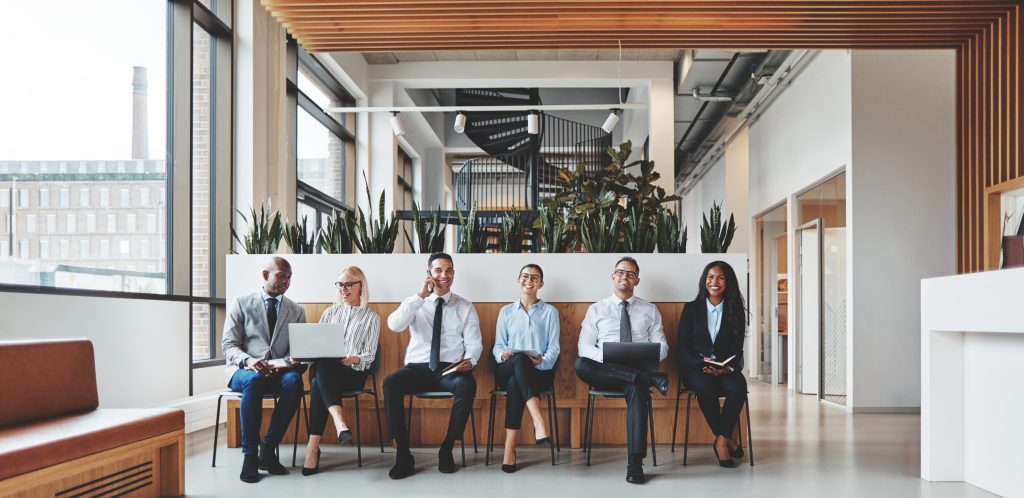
[457,88,537,106]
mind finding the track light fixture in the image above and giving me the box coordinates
[601,109,621,133]
[453,112,466,134]
[390,111,405,137]
[527,112,539,135]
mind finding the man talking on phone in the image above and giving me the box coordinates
[384,252,482,479]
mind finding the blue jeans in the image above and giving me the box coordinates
[228,368,303,455]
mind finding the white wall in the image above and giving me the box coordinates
[848,49,956,410]
[0,292,189,409]
[681,155,725,253]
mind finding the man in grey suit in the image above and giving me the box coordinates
[223,256,306,483]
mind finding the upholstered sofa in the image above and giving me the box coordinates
[0,339,184,497]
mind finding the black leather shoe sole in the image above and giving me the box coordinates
[259,462,288,475]
[626,472,646,484]
[389,454,415,479]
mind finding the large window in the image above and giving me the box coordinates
[288,39,356,239]
[0,1,168,293]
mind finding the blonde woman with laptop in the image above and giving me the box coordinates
[301,266,380,476]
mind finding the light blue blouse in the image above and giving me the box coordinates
[707,298,724,344]
[492,299,561,371]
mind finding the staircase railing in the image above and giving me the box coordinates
[455,113,611,212]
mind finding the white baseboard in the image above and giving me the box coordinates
[850,406,921,414]
[160,391,227,434]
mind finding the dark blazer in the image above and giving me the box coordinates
[676,300,745,371]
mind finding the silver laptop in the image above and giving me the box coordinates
[289,323,348,360]
[603,342,660,372]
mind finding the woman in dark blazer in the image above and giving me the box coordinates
[676,260,748,468]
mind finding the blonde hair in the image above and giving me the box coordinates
[335,266,369,307]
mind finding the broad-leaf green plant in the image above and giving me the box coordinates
[230,200,284,254]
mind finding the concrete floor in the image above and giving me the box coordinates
[184,381,995,498]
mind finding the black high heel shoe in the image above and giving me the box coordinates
[729,443,744,459]
[301,448,321,476]
[712,444,736,468]
[535,436,552,446]
[502,449,517,473]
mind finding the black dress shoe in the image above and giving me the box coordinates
[535,436,552,445]
[438,447,457,474]
[239,454,261,483]
[648,372,669,396]
[389,451,415,479]
[337,429,353,445]
[258,445,288,475]
[626,455,646,484]
[301,448,321,476]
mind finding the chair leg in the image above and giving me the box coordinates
[470,408,478,454]
[211,395,223,467]
[671,387,681,453]
[372,387,385,453]
[746,398,754,466]
[648,398,657,467]
[586,394,596,467]
[547,394,556,465]
[460,431,467,467]
[582,394,592,453]
[407,395,413,435]
[551,393,561,452]
[683,393,692,466]
[292,393,304,467]
[355,396,364,467]
[486,392,496,465]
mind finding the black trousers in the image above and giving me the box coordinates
[308,360,368,437]
[574,357,650,458]
[681,367,747,437]
[383,362,477,452]
[494,353,555,430]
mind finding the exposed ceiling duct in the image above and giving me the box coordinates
[673,50,791,194]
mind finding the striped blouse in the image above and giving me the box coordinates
[318,304,381,372]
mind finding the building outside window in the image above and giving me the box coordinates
[127,213,137,232]
[79,188,90,207]
[25,214,36,233]
[107,214,116,233]
[86,213,96,232]
[99,188,109,207]
[39,240,49,259]
[59,189,69,208]
[39,188,49,208]
[19,240,28,258]
[79,240,89,259]
[46,214,56,234]
[66,214,76,233]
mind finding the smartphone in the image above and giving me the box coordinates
[425,270,435,292]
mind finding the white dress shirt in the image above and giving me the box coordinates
[387,291,483,366]
[578,295,669,363]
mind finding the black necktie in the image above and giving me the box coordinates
[266,297,278,336]
[619,300,632,342]
[429,298,445,371]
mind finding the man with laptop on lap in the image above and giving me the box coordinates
[575,256,669,484]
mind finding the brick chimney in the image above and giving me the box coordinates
[131,66,148,160]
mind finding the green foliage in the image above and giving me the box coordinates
[541,140,680,253]
[352,178,400,254]
[283,215,318,254]
[500,211,532,253]
[656,209,688,253]
[403,202,446,253]
[456,203,488,253]
[230,200,284,254]
[699,201,736,253]
[320,210,354,254]
[580,209,622,253]
[622,204,658,253]
[534,206,575,253]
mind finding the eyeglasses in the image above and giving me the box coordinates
[613,269,639,279]
[335,281,362,290]
[518,273,542,283]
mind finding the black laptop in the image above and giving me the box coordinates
[602,342,660,371]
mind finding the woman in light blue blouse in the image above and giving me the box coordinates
[492,263,560,473]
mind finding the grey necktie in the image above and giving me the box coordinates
[619,300,632,342]
[429,298,445,371]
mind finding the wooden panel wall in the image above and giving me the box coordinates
[259,0,1024,274]
[227,301,753,449]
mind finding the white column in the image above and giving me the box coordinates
[648,79,675,195]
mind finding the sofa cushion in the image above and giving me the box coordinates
[0,408,184,480]
[0,339,98,427]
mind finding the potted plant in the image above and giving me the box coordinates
[700,201,736,253]
[283,215,318,254]
[656,208,687,253]
[320,209,354,254]
[230,200,284,254]
[403,201,447,253]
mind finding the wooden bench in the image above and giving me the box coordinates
[0,339,185,497]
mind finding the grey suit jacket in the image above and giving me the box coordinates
[222,290,306,378]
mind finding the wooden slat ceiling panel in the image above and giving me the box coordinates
[261,0,1024,274]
